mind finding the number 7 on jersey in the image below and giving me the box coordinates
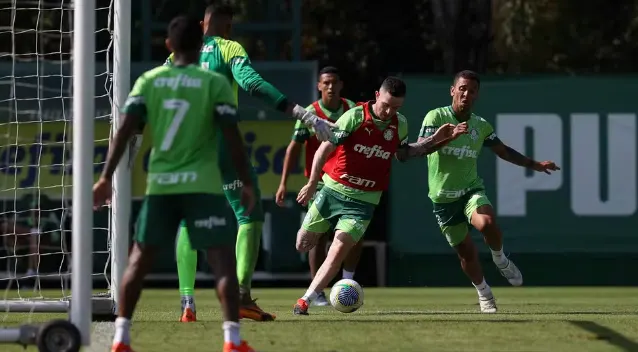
[161,99,190,151]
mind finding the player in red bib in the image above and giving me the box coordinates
[292,77,468,315]
[277,66,364,306]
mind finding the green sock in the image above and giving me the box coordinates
[176,225,197,297]
[235,222,262,292]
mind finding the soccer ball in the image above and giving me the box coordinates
[329,279,364,313]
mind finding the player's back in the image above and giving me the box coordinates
[141,64,229,195]
[166,36,245,104]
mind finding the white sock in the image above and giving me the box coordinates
[113,317,131,345]
[490,247,508,267]
[472,278,492,298]
[342,270,355,280]
[222,321,241,346]
[302,289,319,303]
[181,295,196,311]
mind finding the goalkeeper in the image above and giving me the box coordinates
[162,3,333,322]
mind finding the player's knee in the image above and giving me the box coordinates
[471,214,496,233]
[296,229,320,253]
[454,236,477,261]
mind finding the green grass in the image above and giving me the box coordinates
[2,287,638,351]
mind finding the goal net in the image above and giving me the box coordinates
[0,0,130,347]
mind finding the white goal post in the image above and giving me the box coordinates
[0,0,130,349]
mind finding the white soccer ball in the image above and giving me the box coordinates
[329,279,364,313]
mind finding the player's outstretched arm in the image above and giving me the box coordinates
[396,123,467,161]
[489,139,561,174]
[227,45,334,141]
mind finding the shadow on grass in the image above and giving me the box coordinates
[570,320,638,352]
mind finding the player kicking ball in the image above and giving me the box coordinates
[94,16,256,352]
[276,66,364,306]
[164,4,335,323]
[292,77,468,315]
[419,70,560,313]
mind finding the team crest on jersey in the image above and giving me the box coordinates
[469,128,479,141]
[383,129,393,141]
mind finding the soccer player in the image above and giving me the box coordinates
[292,77,468,315]
[276,66,364,306]
[94,17,256,352]
[418,70,560,313]
[165,3,333,322]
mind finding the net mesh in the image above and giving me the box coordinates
[0,0,113,318]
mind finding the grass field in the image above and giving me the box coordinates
[1,287,638,351]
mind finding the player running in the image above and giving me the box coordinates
[292,77,468,315]
[165,4,333,322]
[276,66,364,306]
[419,70,560,313]
[95,17,256,352]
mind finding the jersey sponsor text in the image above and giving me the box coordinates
[440,145,479,159]
[353,144,391,160]
[148,171,197,185]
[339,173,376,188]
[153,74,202,90]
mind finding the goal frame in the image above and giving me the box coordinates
[0,0,131,347]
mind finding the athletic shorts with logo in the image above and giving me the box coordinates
[136,193,232,250]
[301,186,374,242]
[432,189,491,247]
[222,167,264,225]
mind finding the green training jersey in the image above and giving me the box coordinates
[419,106,500,203]
[122,65,238,195]
[324,105,409,205]
[291,99,357,143]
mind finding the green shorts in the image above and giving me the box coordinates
[432,189,492,247]
[301,186,374,242]
[135,194,232,250]
[307,181,325,209]
[222,170,265,225]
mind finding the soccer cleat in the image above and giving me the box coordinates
[479,295,497,313]
[312,291,330,306]
[111,342,135,352]
[239,298,276,322]
[180,307,197,322]
[223,340,256,352]
[293,298,309,315]
[497,259,523,286]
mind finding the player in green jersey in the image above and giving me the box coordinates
[164,4,334,322]
[292,77,466,314]
[419,70,560,313]
[93,17,256,352]
[276,66,364,306]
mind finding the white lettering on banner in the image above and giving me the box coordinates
[353,144,391,159]
[496,114,563,216]
[340,173,376,188]
[148,171,197,185]
[570,114,636,216]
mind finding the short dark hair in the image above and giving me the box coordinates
[319,66,340,78]
[380,76,406,98]
[205,2,234,18]
[453,70,480,87]
[168,16,203,53]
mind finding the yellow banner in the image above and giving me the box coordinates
[131,120,307,197]
[0,120,307,199]
[0,121,111,200]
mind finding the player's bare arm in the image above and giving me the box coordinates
[396,122,468,161]
[93,113,143,208]
[276,140,303,205]
[490,141,560,174]
[297,141,336,206]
